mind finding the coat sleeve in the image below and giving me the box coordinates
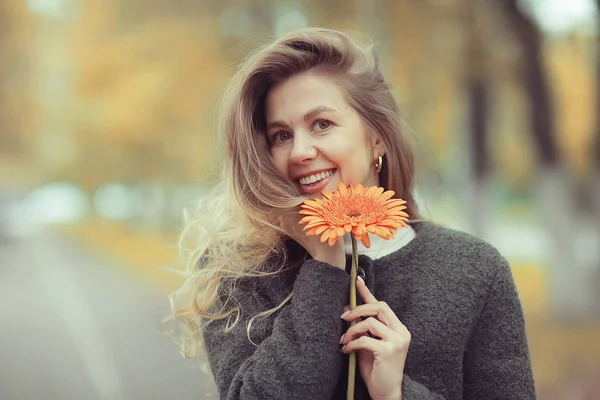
[202,260,350,400]
[462,255,536,399]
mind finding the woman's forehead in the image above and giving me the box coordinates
[265,73,348,122]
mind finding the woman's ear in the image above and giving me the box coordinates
[371,134,385,158]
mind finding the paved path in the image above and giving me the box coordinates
[0,230,217,400]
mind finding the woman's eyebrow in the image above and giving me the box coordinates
[267,106,338,130]
[303,106,338,122]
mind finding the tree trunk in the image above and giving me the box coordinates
[586,0,600,315]
[592,1,600,230]
[464,0,491,239]
[500,0,595,319]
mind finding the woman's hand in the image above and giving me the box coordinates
[275,213,346,270]
[340,277,410,400]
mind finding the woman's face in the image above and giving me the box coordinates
[265,72,384,196]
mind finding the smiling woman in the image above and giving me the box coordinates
[266,73,383,196]
[167,27,535,400]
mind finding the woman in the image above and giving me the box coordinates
[169,27,536,399]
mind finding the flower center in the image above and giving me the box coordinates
[345,210,362,219]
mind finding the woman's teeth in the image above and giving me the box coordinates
[298,169,335,185]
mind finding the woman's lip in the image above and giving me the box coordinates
[297,170,336,195]
[293,168,336,180]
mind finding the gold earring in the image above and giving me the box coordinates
[375,155,383,173]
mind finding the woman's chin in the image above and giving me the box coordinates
[323,178,341,193]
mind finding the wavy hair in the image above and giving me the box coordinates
[166,27,421,359]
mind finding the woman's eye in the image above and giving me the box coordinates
[271,131,292,144]
[313,119,332,131]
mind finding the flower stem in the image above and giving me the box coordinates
[347,233,358,400]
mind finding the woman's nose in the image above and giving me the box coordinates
[289,133,317,164]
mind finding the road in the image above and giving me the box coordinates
[0,229,218,400]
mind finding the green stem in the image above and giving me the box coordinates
[347,233,358,400]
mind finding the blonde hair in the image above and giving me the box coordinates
[167,27,421,359]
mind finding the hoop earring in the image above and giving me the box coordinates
[375,155,383,173]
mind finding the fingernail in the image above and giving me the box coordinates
[341,345,346,352]
[339,334,345,344]
[357,276,365,285]
[340,310,350,319]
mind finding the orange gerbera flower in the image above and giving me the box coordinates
[298,182,409,248]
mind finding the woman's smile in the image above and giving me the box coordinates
[295,168,337,195]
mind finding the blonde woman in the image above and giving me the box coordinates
[169,28,535,400]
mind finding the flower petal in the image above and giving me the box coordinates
[303,199,322,208]
[300,204,323,212]
[380,190,395,201]
[376,227,394,238]
[384,200,406,209]
[304,228,318,236]
[373,187,385,197]
[322,190,334,199]
[359,233,371,248]
[298,209,320,216]
[327,228,340,241]
[304,222,328,231]
[379,219,404,227]
[299,215,320,224]
[315,225,329,235]
[365,186,378,197]
[328,235,339,247]
[384,207,408,216]
[306,218,329,228]
[353,224,366,236]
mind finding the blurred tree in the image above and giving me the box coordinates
[500,1,559,168]
[0,2,35,163]
[0,2,43,189]
[386,1,462,187]
[590,0,600,310]
[500,0,595,319]
[596,2,600,183]
[464,0,491,238]
[0,4,20,156]
[593,2,600,227]
[71,6,226,187]
[217,0,275,62]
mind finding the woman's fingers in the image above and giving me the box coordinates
[356,276,378,304]
[340,317,396,345]
[342,303,391,327]
[342,301,405,333]
[343,278,409,337]
[341,335,384,354]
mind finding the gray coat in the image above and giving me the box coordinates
[203,222,536,399]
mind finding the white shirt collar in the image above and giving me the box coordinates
[343,225,416,260]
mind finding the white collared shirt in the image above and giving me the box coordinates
[343,225,416,260]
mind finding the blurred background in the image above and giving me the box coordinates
[1,0,599,399]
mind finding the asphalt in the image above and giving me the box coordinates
[0,230,218,400]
